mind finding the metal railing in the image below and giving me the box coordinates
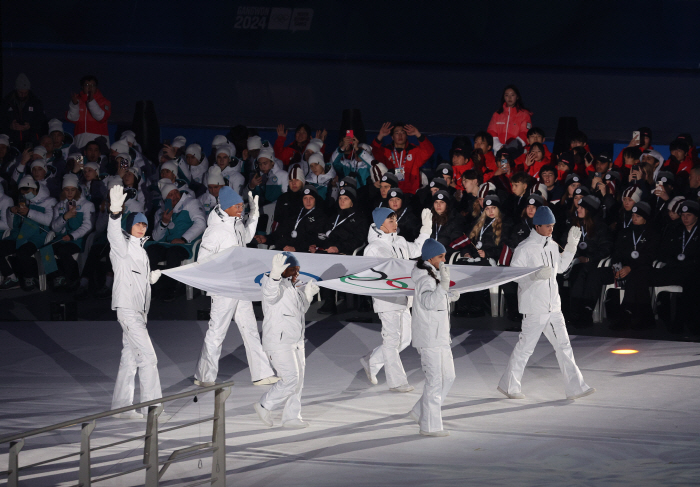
[0,381,234,486]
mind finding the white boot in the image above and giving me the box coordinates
[390,384,414,393]
[283,419,309,429]
[420,429,449,437]
[360,356,377,385]
[113,411,144,419]
[253,376,280,386]
[567,387,596,400]
[497,386,525,399]
[194,379,216,387]
[254,403,273,427]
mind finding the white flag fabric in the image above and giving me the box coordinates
[163,247,541,301]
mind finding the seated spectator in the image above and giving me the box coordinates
[510,193,545,247]
[539,165,563,202]
[199,166,225,216]
[0,176,57,291]
[641,149,665,181]
[311,186,367,255]
[412,176,452,214]
[274,123,325,168]
[255,185,327,252]
[49,174,95,290]
[66,75,111,148]
[183,143,210,194]
[119,165,148,214]
[661,196,686,239]
[305,153,337,201]
[473,131,498,181]
[77,159,107,209]
[613,127,653,169]
[434,163,455,189]
[517,127,551,161]
[564,195,612,327]
[331,136,371,185]
[357,162,387,219]
[487,85,532,152]
[371,122,435,194]
[0,134,15,179]
[685,166,700,200]
[454,195,511,317]
[429,190,465,253]
[652,201,700,335]
[47,119,74,160]
[0,179,14,250]
[450,139,474,190]
[244,135,263,175]
[297,137,324,176]
[515,141,548,178]
[650,171,676,228]
[588,202,659,329]
[615,186,642,234]
[247,147,289,206]
[270,164,305,230]
[616,146,643,181]
[376,172,400,209]
[11,145,46,184]
[205,145,244,195]
[146,181,206,301]
[454,170,483,225]
[503,171,532,218]
[385,187,420,242]
[1,73,45,147]
[159,161,194,197]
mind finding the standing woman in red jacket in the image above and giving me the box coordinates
[487,85,532,153]
[66,75,111,149]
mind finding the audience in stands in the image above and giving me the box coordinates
[0,78,699,337]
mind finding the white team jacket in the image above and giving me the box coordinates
[411,263,451,349]
[260,274,310,351]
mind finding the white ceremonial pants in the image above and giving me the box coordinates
[195,296,274,383]
[112,308,162,413]
[498,311,590,398]
[368,309,412,388]
[260,343,305,425]
[411,346,455,433]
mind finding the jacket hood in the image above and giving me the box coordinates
[34,182,52,204]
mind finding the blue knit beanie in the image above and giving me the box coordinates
[533,206,556,225]
[372,207,395,228]
[421,238,446,261]
[219,186,243,210]
[281,251,300,268]
[126,212,148,232]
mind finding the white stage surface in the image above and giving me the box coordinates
[1,320,699,486]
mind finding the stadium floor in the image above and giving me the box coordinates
[1,316,699,486]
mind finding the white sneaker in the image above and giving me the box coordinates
[254,403,273,427]
[113,411,144,419]
[567,387,596,400]
[390,384,414,393]
[253,376,280,386]
[283,419,309,429]
[420,429,449,437]
[359,356,377,385]
[194,379,216,387]
[409,411,420,424]
[497,386,525,399]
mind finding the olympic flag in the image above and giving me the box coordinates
[163,247,540,301]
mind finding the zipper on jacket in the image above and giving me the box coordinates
[506,107,511,141]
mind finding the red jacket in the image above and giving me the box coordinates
[613,145,654,168]
[453,163,472,190]
[371,136,434,194]
[273,136,326,168]
[481,152,498,182]
[67,90,111,136]
[487,104,532,146]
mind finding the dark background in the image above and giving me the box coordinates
[3,0,700,145]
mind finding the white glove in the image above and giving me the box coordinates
[109,185,127,214]
[535,266,553,280]
[564,226,582,253]
[149,270,161,284]
[419,208,432,235]
[248,192,259,219]
[448,290,460,302]
[304,279,319,302]
[270,253,289,281]
[439,264,450,291]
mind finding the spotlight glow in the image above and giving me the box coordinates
[612,349,638,354]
